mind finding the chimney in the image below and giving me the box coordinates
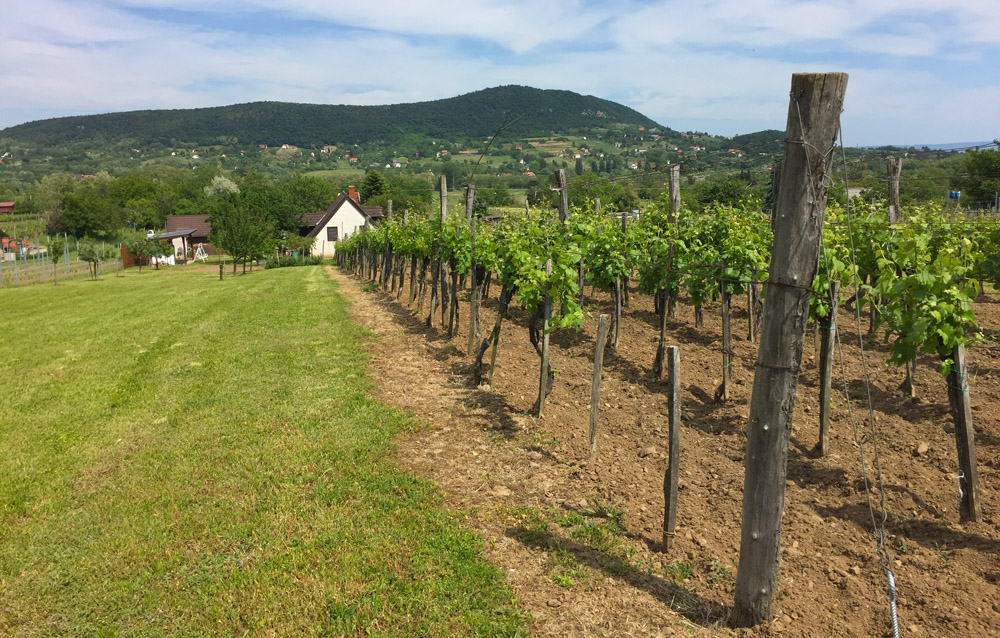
[348,186,359,203]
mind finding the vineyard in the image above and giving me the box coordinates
[332,79,999,634]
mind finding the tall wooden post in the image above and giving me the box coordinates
[439,176,450,328]
[536,259,553,417]
[769,159,783,232]
[718,260,731,403]
[620,211,630,308]
[663,345,680,550]
[589,314,610,460]
[818,281,840,456]
[946,344,981,521]
[361,218,369,280]
[732,72,848,628]
[886,157,903,225]
[667,165,681,319]
[382,200,393,290]
[555,169,569,222]
[466,184,479,356]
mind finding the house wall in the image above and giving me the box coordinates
[311,203,369,257]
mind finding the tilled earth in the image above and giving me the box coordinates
[327,266,1000,637]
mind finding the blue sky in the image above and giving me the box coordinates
[1,0,998,146]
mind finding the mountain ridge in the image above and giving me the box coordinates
[0,86,668,148]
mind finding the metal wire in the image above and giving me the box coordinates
[820,120,900,638]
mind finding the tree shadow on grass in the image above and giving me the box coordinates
[506,523,730,628]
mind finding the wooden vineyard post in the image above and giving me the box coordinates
[485,286,514,386]
[667,164,680,319]
[579,198,598,306]
[887,157,903,225]
[428,177,447,326]
[653,284,669,379]
[589,314,610,460]
[362,218,370,280]
[397,208,408,300]
[818,280,840,456]
[732,72,848,628]
[439,176,451,329]
[409,254,418,305]
[769,159,782,232]
[620,211,630,308]
[383,200,393,291]
[663,345,680,550]
[946,344,981,521]
[613,278,622,348]
[555,169,569,222]
[466,184,479,356]
[535,259,553,417]
[716,260,731,403]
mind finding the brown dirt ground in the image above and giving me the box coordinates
[327,265,1000,638]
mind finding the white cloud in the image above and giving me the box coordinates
[0,0,997,145]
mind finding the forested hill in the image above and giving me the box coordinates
[0,86,667,147]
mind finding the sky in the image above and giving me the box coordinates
[1,0,998,146]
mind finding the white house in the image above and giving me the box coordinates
[304,187,383,258]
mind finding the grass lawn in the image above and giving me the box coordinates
[0,265,526,637]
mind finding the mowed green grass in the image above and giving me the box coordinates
[0,266,526,637]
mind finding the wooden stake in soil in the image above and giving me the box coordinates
[486,286,514,386]
[667,164,681,319]
[887,157,904,225]
[732,72,848,628]
[589,314,610,460]
[466,184,479,356]
[555,169,570,222]
[620,211,630,308]
[382,200,393,290]
[663,345,680,550]
[438,176,450,328]
[945,344,981,521]
[535,259,553,417]
[817,280,840,456]
[716,260,731,403]
[653,287,669,379]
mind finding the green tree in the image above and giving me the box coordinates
[238,171,299,233]
[60,177,123,238]
[123,231,158,273]
[77,241,114,280]
[49,235,65,284]
[209,195,273,274]
[359,169,388,204]
[954,148,1000,208]
[278,174,338,219]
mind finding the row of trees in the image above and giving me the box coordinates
[11,168,346,239]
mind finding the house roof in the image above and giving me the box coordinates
[155,229,198,240]
[305,193,383,238]
[165,214,212,237]
[301,212,325,227]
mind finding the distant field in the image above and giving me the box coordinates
[304,167,367,182]
[0,266,526,636]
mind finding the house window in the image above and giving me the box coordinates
[327,227,339,241]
